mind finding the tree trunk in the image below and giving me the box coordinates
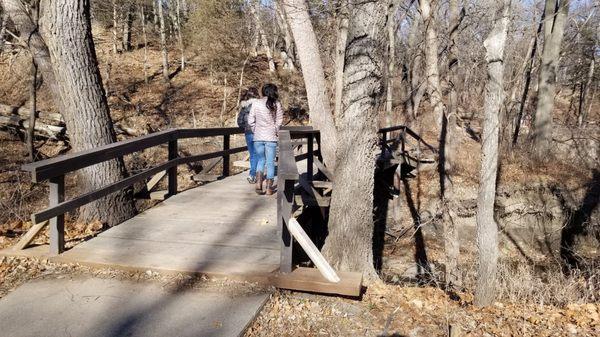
[0,10,7,54]
[283,0,338,169]
[122,4,133,52]
[333,2,348,121]
[157,0,169,82]
[40,0,136,226]
[321,0,387,279]
[407,17,424,119]
[28,57,38,162]
[139,4,149,85]
[111,0,119,54]
[532,0,569,156]
[175,0,185,70]
[419,0,445,128]
[441,0,462,287]
[475,0,511,307]
[385,0,400,126]
[251,0,275,72]
[578,55,595,127]
[512,14,543,145]
[275,0,296,71]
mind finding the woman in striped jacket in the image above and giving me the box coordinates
[248,83,284,195]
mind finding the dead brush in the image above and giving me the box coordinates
[462,258,599,307]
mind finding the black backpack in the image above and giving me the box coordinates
[237,104,252,131]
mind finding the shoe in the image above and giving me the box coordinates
[255,172,265,195]
[247,176,256,184]
[265,179,276,195]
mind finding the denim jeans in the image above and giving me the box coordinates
[245,132,258,177]
[254,141,277,180]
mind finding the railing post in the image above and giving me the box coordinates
[223,134,230,177]
[381,131,387,152]
[307,135,314,181]
[49,175,65,255]
[278,179,294,273]
[168,138,178,196]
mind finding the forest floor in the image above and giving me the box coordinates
[1,32,599,336]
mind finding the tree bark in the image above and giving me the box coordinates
[139,3,149,84]
[274,0,296,71]
[441,0,462,287]
[419,0,444,128]
[475,0,511,307]
[321,0,387,279]
[333,1,348,121]
[283,0,337,169]
[578,54,595,127]
[111,0,119,54]
[0,10,7,53]
[157,0,169,82]
[40,0,136,226]
[532,0,569,156]
[512,14,543,146]
[175,0,185,70]
[385,0,400,126]
[122,3,133,52]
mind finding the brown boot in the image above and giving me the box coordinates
[265,179,276,195]
[255,172,265,195]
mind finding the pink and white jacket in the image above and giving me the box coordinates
[248,97,284,142]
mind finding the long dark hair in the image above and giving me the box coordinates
[262,83,279,117]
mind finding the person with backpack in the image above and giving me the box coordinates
[248,83,284,195]
[237,87,260,183]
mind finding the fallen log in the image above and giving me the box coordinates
[0,103,64,123]
[0,115,66,139]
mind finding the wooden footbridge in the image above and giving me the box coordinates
[2,125,435,296]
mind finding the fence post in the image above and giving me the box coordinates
[307,135,314,181]
[168,138,178,196]
[49,175,65,255]
[278,179,294,273]
[381,131,387,152]
[223,134,230,177]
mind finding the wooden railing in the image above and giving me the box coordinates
[21,127,247,254]
[276,126,322,273]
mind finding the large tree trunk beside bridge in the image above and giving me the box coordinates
[321,0,387,280]
[39,0,135,227]
[283,0,337,169]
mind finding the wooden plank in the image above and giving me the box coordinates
[22,129,176,182]
[278,130,299,180]
[32,160,175,223]
[271,267,362,297]
[314,158,334,182]
[149,190,169,200]
[13,221,48,251]
[146,171,166,192]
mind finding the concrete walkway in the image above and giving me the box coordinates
[0,277,269,337]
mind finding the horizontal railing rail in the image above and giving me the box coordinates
[22,127,246,254]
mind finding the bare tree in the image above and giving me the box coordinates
[139,2,149,84]
[385,0,400,126]
[0,9,7,53]
[441,0,463,287]
[112,0,119,54]
[38,0,136,226]
[274,0,296,71]
[531,0,569,156]
[27,0,40,162]
[174,0,185,70]
[283,0,337,168]
[251,0,275,72]
[321,0,387,279]
[475,0,511,307]
[157,0,169,82]
[419,0,444,128]
[122,3,134,52]
[578,52,595,127]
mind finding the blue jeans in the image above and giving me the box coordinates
[254,141,277,180]
[245,132,258,177]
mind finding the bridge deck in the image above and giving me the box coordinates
[54,173,281,277]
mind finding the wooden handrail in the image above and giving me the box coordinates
[378,125,437,152]
[23,126,247,254]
